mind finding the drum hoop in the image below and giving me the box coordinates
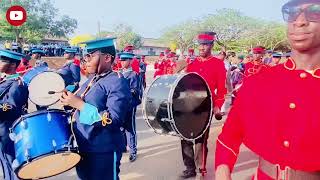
[142,74,162,130]
[15,150,80,179]
[12,109,67,129]
[22,67,50,85]
[168,72,214,141]
[28,97,60,108]
[28,71,65,107]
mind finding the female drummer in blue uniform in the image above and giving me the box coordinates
[31,49,48,67]
[119,52,142,162]
[58,48,81,93]
[59,38,131,180]
[0,50,28,180]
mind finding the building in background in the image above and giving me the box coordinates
[42,36,69,45]
[135,38,169,56]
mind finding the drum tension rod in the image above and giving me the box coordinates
[160,118,174,122]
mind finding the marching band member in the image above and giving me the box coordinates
[243,46,269,78]
[0,50,28,180]
[31,49,48,67]
[185,48,196,64]
[140,55,147,89]
[215,0,320,179]
[177,31,227,178]
[16,57,32,75]
[119,52,142,162]
[154,52,165,78]
[270,53,283,66]
[58,48,81,93]
[59,38,131,180]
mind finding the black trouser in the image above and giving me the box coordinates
[76,151,122,180]
[180,129,210,172]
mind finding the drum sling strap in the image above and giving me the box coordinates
[71,71,113,126]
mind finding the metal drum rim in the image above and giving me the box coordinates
[28,97,60,108]
[168,72,214,141]
[11,109,67,129]
[167,73,184,137]
[15,150,80,180]
[142,75,162,132]
[21,67,50,85]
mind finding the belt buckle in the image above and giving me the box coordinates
[276,164,290,180]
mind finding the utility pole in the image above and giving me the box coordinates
[98,21,101,38]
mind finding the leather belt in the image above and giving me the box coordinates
[258,158,320,180]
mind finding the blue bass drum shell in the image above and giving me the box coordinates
[21,66,49,86]
[11,109,80,179]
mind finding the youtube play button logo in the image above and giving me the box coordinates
[6,6,27,26]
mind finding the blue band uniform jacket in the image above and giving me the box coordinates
[0,75,28,156]
[73,71,131,153]
[58,61,81,86]
[121,68,142,107]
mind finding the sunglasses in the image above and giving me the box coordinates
[282,4,320,22]
[81,51,112,63]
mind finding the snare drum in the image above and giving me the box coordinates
[22,67,65,106]
[143,73,212,140]
[10,110,80,179]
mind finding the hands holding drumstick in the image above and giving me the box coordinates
[49,90,85,110]
[60,91,85,110]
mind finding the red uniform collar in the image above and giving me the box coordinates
[284,58,320,78]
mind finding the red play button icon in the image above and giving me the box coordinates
[6,6,27,27]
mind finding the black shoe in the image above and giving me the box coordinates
[179,170,196,179]
[129,154,137,162]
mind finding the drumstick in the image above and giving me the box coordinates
[48,90,65,94]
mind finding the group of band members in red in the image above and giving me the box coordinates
[153,49,178,78]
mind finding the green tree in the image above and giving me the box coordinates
[112,24,142,50]
[236,22,288,51]
[161,19,201,54]
[160,8,289,53]
[201,9,258,42]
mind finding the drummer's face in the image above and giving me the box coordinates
[273,57,281,64]
[198,43,213,58]
[120,60,130,69]
[32,53,39,59]
[0,60,10,72]
[85,51,100,74]
[253,53,264,61]
[64,53,71,59]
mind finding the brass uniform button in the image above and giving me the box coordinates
[300,73,307,79]
[289,103,296,109]
[283,141,290,148]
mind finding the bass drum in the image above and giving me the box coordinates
[22,66,65,107]
[143,72,212,140]
[10,110,80,179]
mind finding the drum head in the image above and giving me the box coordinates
[28,72,65,106]
[17,152,80,179]
[171,73,212,140]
